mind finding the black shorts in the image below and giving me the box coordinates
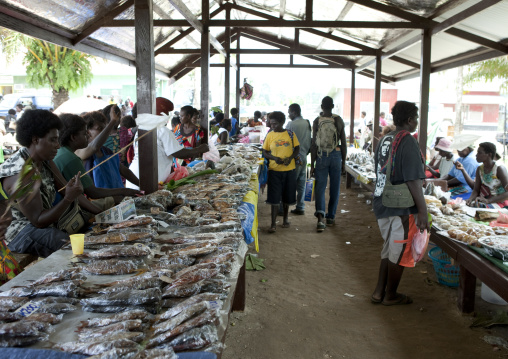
[266,169,297,206]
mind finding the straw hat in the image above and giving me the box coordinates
[434,138,453,153]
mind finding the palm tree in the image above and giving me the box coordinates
[0,28,94,108]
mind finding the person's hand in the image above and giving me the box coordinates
[64,173,83,202]
[466,197,474,206]
[477,196,491,205]
[310,167,315,178]
[123,189,143,197]
[341,165,346,175]
[283,157,291,166]
[417,212,430,232]
[109,105,121,127]
[454,162,464,171]
[197,144,209,153]
[0,202,12,240]
[274,157,284,165]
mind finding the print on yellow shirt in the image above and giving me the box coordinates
[263,131,300,172]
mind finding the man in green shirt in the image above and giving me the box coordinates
[54,113,141,210]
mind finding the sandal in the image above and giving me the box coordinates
[268,226,277,233]
[371,295,384,304]
[316,222,326,232]
[382,294,413,306]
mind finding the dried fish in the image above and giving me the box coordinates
[0,321,52,337]
[78,320,143,340]
[146,309,218,348]
[37,303,77,314]
[95,271,164,288]
[156,293,220,323]
[157,255,195,266]
[78,309,151,329]
[81,259,141,275]
[160,298,186,308]
[173,262,217,279]
[82,304,160,315]
[30,268,85,286]
[168,324,218,352]
[108,217,154,230]
[0,280,82,298]
[82,244,151,259]
[200,277,231,295]
[152,301,210,336]
[0,296,28,311]
[23,313,63,324]
[165,242,218,257]
[96,278,162,295]
[167,268,219,290]
[196,250,235,264]
[33,296,80,305]
[162,281,203,298]
[0,312,23,322]
[80,288,161,307]
[156,234,216,244]
[0,286,34,297]
[0,334,48,348]
[54,338,140,355]
[85,231,154,245]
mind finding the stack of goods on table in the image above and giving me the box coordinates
[426,195,508,249]
[0,162,255,356]
[346,149,376,183]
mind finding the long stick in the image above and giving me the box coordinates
[57,127,158,192]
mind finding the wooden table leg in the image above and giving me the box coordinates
[346,172,352,189]
[457,264,476,314]
[232,262,246,312]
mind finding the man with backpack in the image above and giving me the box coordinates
[310,96,347,232]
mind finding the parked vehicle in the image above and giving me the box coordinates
[0,93,53,118]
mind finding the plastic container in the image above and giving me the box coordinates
[428,246,460,287]
[481,283,508,305]
[69,234,85,255]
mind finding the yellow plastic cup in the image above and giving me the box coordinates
[69,234,85,255]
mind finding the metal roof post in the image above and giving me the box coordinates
[135,0,158,194]
[200,0,210,130]
[224,6,231,117]
[373,52,382,153]
[419,28,431,160]
[350,68,356,146]
[236,30,241,116]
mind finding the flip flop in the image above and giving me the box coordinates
[382,294,413,306]
[371,295,384,304]
[281,222,290,228]
[268,227,277,233]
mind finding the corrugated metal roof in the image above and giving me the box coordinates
[0,0,506,82]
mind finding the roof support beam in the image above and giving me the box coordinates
[373,53,382,152]
[224,6,231,117]
[306,0,313,21]
[302,28,374,51]
[73,0,134,45]
[159,49,375,55]
[209,20,421,28]
[200,0,210,130]
[348,0,432,25]
[154,5,224,55]
[280,0,286,19]
[168,0,237,70]
[419,28,431,158]
[316,2,354,49]
[431,0,502,35]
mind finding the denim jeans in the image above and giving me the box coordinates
[314,150,342,219]
[294,159,307,211]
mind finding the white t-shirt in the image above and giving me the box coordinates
[210,127,228,146]
[126,126,183,189]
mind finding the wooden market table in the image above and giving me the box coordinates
[344,164,375,193]
[430,229,508,313]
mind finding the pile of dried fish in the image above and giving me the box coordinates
[79,244,151,259]
[80,259,143,275]
[0,321,53,347]
[81,288,162,314]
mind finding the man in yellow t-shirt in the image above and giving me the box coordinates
[262,111,300,233]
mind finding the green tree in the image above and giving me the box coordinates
[1,29,94,108]
[464,55,508,94]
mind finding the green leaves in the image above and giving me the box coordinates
[465,55,508,94]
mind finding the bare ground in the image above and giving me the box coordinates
[223,179,508,359]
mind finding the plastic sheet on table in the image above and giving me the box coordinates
[79,259,143,276]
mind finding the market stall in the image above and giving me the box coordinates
[426,195,508,313]
[0,144,262,357]
[344,149,376,193]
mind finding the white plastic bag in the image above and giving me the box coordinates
[412,229,429,263]
[203,140,220,162]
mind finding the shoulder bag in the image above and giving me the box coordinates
[382,141,415,208]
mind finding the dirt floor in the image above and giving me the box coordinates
[223,179,508,359]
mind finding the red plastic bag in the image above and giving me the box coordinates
[412,229,429,263]
[165,166,188,183]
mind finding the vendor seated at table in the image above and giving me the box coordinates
[464,142,508,208]
[82,111,140,191]
[440,135,479,194]
[211,118,232,146]
[426,138,456,179]
[0,110,101,257]
[53,114,141,210]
